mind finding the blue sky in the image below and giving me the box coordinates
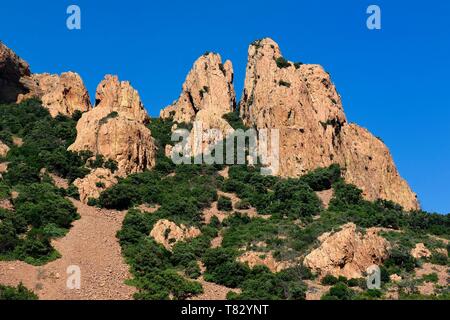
[1,0,449,213]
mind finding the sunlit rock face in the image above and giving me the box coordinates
[69,75,157,176]
[239,38,419,210]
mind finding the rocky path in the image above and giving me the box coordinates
[0,199,136,300]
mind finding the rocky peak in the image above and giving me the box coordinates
[95,75,150,124]
[17,72,92,117]
[68,75,156,177]
[161,52,236,123]
[0,42,92,117]
[0,41,31,103]
[239,38,419,210]
[161,53,236,157]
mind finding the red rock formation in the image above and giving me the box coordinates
[239,38,419,210]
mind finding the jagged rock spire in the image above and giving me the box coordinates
[239,38,418,210]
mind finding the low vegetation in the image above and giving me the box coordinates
[0,283,38,300]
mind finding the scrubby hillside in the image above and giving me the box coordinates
[0,39,448,301]
[95,114,449,300]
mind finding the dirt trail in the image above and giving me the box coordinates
[0,199,136,300]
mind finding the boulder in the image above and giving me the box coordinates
[303,223,390,279]
[410,243,432,259]
[73,168,118,204]
[150,219,201,251]
[0,140,10,158]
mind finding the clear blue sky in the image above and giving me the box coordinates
[1,0,449,213]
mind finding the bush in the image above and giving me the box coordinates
[421,273,439,283]
[276,57,291,69]
[384,248,416,272]
[1,100,90,183]
[203,248,250,288]
[321,283,354,300]
[430,253,448,266]
[222,112,248,131]
[0,283,38,300]
[329,181,363,210]
[300,164,341,191]
[217,196,233,212]
[235,200,251,210]
[14,183,78,228]
[321,275,339,286]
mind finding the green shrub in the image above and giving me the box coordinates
[203,248,250,288]
[275,57,291,68]
[300,164,341,191]
[66,184,80,200]
[384,248,416,272]
[430,252,448,266]
[14,183,78,228]
[329,181,364,210]
[0,181,10,199]
[421,273,439,283]
[217,196,233,212]
[321,275,339,285]
[235,199,251,210]
[87,198,98,207]
[222,112,248,131]
[321,283,354,300]
[278,80,291,88]
[0,283,38,300]
[95,182,106,188]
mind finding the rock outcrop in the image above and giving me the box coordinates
[69,75,156,176]
[161,53,235,156]
[0,140,10,158]
[0,42,31,103]
[73,168,118,204]
[410,243,432,259]
[303,223,390,279]
[238,251,293,273]
[0,41,30,104]
[17,72,92,117]
[161,53,235,123]
[239,38,419,210]
[95,75,149,124]
[1,42,91,117]
[150,219,201,251]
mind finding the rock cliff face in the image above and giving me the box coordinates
[68,75,156,176]
[17,72,92,117]
[161,53,235,123]
[239,38,418,210]
[161,53,235,156]
[95,75,149,124]
[1,42,91,117]
[303,223,390,279]
[0,41,30,104]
